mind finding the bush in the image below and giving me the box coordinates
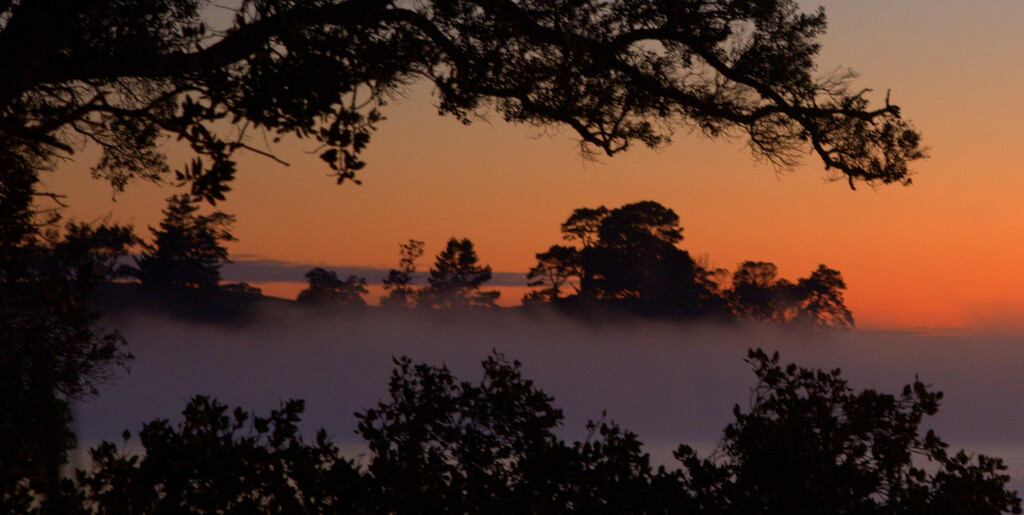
[73,350,1021,514]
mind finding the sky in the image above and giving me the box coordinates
[45,0,1024,331]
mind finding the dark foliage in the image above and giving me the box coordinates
[675,349,1021,513]
[71,350,1020,514]
[132,194,236,291]
[797,264,855,328]
[525,201,852,326]
[42,221,138,288]
[523,244,581,304]
[419,237,500,308]
[726,261,854,328]
[3,0,923,204]
[219,281,263,297]
[297,267,368,306]
[76,396,363,513]
[381,239,425,308]
[580,201,710,316]
[0,163,132,512]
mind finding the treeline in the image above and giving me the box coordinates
[306,201,854,328]
[297,237,500,309]
[34,350,1022,513]
[3,189,1018,512]
[520,201,853,327]
[78,195,853,327]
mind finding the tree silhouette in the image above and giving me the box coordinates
[419,238,499,308]
[582,201,698,307]
[76,396,362,513]
[73,351,1021,514]
[727,261,854,328]
[2,0,924,207]
[132,194,236,291]
[523,245,581,304]
[676,349,1021,513]
[727,261,789,321]
[527,202,853,324]
[356,353,564,512]
[555,206,612,291]
[561,206,610,249]
[528,201,713,316]
[43,221,138,288]
[0,167,132,511]
[297,267,368,307]
[796,264,855,329]
[220,282,264,297]
[381,239,425,308]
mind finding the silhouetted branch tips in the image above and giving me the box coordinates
[1,0,924,205]
[63,350,1023,513]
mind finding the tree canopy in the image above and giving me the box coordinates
[420,237,499,308]
[2,0,924,204]
[66,350,1021,514]
[676,349,1020,513]
[297,267,369,306]
[525,200,853,326]
[132,194,236,291]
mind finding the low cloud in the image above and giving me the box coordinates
[77,306,1024,489]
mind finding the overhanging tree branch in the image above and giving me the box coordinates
[1,0,925,197]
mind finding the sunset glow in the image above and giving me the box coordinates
[48,1,1024,331]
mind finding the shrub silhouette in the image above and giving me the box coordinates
[73,350,1021,514]
[297,267,368,307]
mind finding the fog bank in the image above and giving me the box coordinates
[76,306,1024,487]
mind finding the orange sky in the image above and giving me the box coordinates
[45,1,1024,331]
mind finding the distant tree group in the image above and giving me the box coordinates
[380,237,499,309]
[726,261,854,328]
[297,267,368,307]
[293,237,500,309]
[525,201,853,328]
[219,282,263,297]
[64,350,1020,514]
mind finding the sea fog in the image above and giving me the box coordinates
[74,306,1024,489]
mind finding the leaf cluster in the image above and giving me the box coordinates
[2,0,926,205]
